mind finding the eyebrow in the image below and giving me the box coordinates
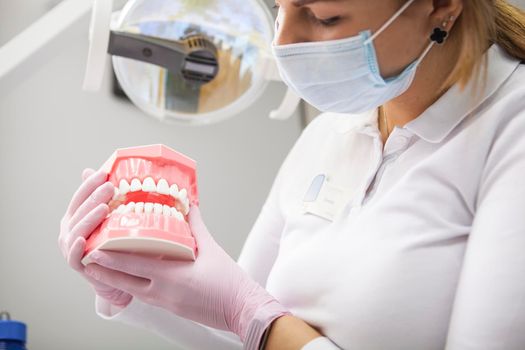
[291,0,342,6]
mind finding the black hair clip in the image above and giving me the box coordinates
[430,27,448,44]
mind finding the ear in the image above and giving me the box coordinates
[429,0,463,32]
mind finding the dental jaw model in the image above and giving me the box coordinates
[82,144,198,265]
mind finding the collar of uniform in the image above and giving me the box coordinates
[333,109,379,135]
[403,44,522,143]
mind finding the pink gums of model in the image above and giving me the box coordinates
[82,144,198,265]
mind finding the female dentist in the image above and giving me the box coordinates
[59,0,525,349]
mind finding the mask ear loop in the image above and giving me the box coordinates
[362,0,455,65]
[416,15,455,66]
[363,0,417,45]
[369,12,455,67]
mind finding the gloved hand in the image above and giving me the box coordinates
[83,206,290,347]
[59,168,133,308]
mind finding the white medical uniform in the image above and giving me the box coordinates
[96,45,525,350]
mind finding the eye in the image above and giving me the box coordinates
[318,16,341,26]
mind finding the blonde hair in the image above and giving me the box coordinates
[446,0,525,90]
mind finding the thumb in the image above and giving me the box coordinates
[82,168,96,182]
[188,205,212,246]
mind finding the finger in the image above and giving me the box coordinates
[68,203,109,248]
[66,170,108,217]
[58,217,70,257]
[84,271,126,299]
[70,247,133,307]
[188,205,203,229]
[88,250,164,279]
[84,263,149,296]
[82,168,96,182]
[68,236,87,272]
[93,284,133,307]
[188,205,211,247]
[69,181,114,230]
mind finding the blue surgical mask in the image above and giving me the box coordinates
[271,0,435,114]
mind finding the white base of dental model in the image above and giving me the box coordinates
[81,237,196,265]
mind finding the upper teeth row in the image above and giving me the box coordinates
[115,177,190,214]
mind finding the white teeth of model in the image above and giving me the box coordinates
[126,202,136,213]
[169,184,179,198]
[119,179,130,195]
[157,179,170,195]
[130,178,142,192]
[144,202,154,214]
[135,202,144,214]
[117,204,126,213]
[182,199,190,215]
[172,208,184,221]
[179,188,188,201]
[143,177,157,192]
[163,205,171,216]
[154,203,163,214]
[113,187,120,201]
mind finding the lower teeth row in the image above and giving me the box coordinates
[115,202,184,220]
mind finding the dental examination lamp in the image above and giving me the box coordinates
[0,0,301,124]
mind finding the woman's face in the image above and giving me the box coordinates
[273,0,459,79]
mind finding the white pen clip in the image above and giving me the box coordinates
[302,174,353,221]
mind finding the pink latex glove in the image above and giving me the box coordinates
[83,206,290,348]
[58,168,133,307]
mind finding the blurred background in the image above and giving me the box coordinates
[1,0,524,349]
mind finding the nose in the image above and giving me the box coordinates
[273,11,308,46]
